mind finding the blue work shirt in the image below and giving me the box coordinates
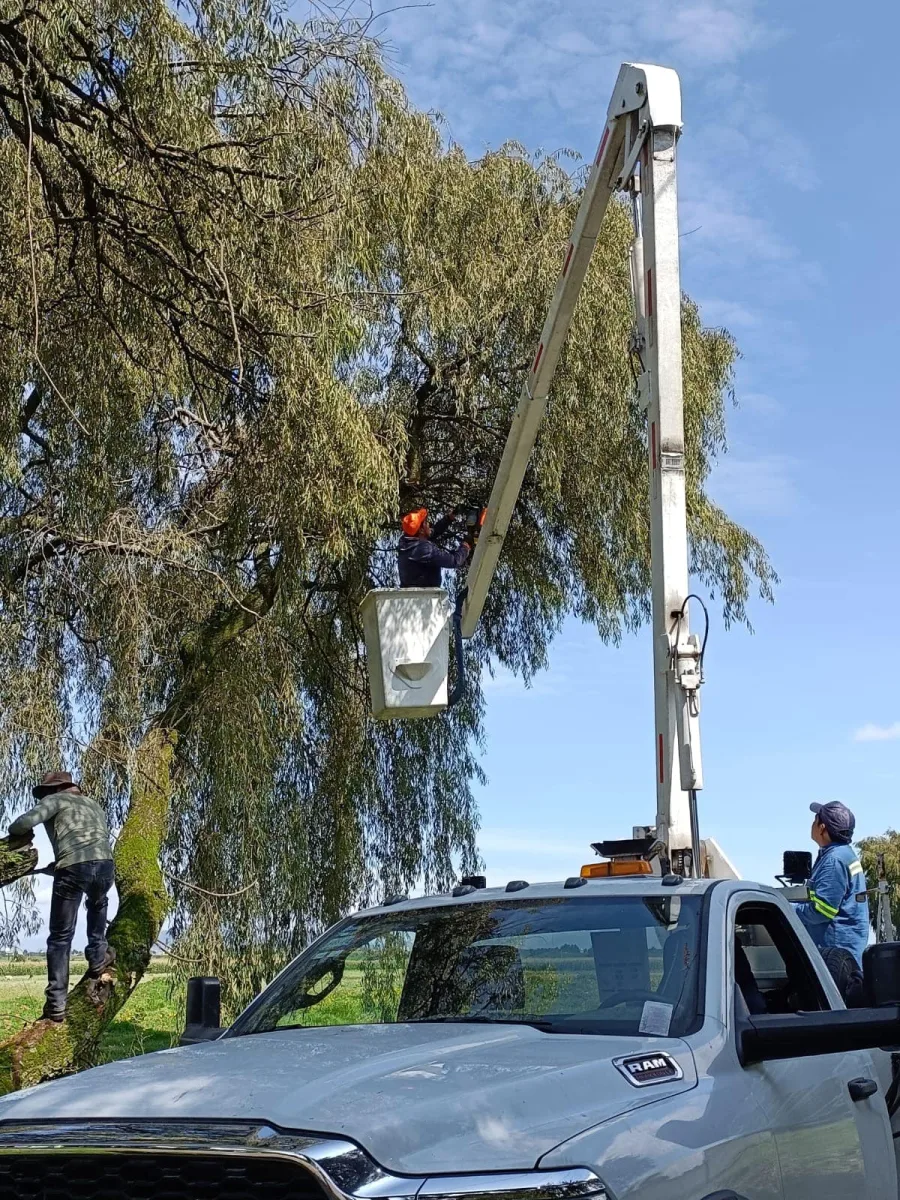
[795,842,870,967]
[398,529,469,588]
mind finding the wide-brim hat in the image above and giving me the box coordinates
[33,770,78,799]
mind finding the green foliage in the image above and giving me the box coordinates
[857,831,900,933]
[0,0,774,1037]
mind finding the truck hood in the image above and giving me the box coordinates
[0,1023,697,1173]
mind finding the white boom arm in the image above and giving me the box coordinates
[462,63,703,872]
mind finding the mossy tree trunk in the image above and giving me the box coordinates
[0,841,37,888]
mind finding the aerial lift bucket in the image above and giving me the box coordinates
[361,588,452,719]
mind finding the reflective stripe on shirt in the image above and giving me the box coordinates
[809,889,839,919]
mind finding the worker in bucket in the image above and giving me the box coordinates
[398,508,470,588]
[6,771,116,1022]
[795,801,869,967]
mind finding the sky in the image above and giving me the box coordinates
[9,0,900,950]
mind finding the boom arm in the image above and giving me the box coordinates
[461,63,703,872]
[461,63,680,636]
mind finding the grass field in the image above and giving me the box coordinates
[0,947,665,1071]
[0,957,180,1064]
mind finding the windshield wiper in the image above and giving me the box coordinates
[232,1016,558,1038]
[409,1016,556,1031]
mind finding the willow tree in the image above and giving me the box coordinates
[858,832,900,934]
[0,0,772,1090]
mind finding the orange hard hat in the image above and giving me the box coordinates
[401,508,428,536]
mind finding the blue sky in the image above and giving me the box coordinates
[12,0,900,951]
[373,0,900,888]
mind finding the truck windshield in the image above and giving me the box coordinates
[229,894,704,1039]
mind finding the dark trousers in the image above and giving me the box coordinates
[46,859,115,1013]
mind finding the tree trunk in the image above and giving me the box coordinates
[0,730,176,1094]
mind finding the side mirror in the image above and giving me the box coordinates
[739,1006,900,1066]
[180,976,223,1046]
[864,942,900,1006]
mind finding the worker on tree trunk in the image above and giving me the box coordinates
[795,801,869,968]
[398,508,470,588]
[7,771,116,1022]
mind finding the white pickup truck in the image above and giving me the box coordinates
[2,874,900,1199]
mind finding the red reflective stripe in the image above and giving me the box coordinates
[595,127,610,165]
[658,734,664,784]
[646,268,654,317]
[533,342,544,373]
[562,243,574,276]
[651,422,657,470]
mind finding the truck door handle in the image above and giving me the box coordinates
[848,1077,878,1101]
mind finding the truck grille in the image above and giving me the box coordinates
[0,1151,329,1199]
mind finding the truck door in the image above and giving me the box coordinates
[731,897,896,1199]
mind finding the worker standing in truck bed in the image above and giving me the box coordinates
[795,801,870,967]
[398,508,470,588]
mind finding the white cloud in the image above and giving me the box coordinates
[662,1,770,65]
[854,722,900,744]
[699,71,816,192]
[371,0,818,331]
[709,453,798,516]
[551,31,601,56]
[374,0,774,141]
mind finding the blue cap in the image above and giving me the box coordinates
[810,801,855,844]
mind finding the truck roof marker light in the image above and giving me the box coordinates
[460,874,487,889]
[581,860,653,878]
[452,883,478,897]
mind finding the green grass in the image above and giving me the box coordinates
[0,953,171,977]
[96,977,179,1062]
[0,964,180,1064]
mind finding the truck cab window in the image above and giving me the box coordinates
[734,902,828,1016]
[229,895,706,1038]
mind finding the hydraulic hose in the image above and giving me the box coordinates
[447,587,469,710]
